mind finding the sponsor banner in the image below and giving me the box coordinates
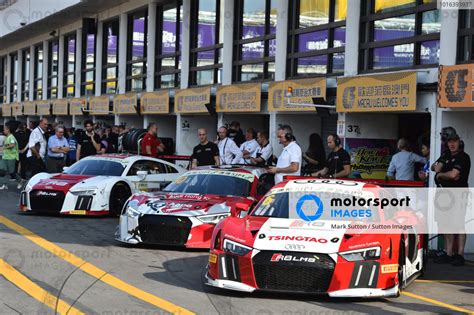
[36,100,51,116]
[11,102,23,116]
[175,87,211,113]
[337,72,417,112]
[90,95,110,115]
[268,78,327,112]
[2,103,11,117]
[70,98,87,115]
[23,101,36,116]
[261,184,474,234]
[216,83,261,112]
[113,93,137,114]
[438,64,474,108]
[52,99,68,115]
[345,138,397,180]
[141,91,169,114]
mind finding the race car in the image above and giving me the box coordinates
[116,166,274,248]
[20,154,185,216]
[205,179,427,298]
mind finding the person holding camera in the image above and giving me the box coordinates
[77,120,100,161]
[46,126,70,173]
[268,125,302,184]
[27,118,48,176]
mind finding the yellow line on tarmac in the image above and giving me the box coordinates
[416,280,474,283]
[0,216,194,315]
[0,259,84,315]
[402,291,474,314]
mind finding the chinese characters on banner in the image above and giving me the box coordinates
[336,72,417,112]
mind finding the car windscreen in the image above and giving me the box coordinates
[64,159,125,176]
[163,173,251,197]
[251,191,380,222]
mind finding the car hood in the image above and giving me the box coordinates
[32,173,106,192]
[225,217,350,254]
[131,192,252,217]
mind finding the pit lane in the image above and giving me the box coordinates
[0,189,473,315]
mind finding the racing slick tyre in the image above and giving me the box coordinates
[420,234,428,277]
[398,236,406,293]
[109,182,132,217]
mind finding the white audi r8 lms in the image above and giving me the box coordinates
[20,154,185,216]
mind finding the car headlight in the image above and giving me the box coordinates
[125,200,141,218]
[339,246,381,262]
[223,239,252,256]
[70,187,98,196]
[197,213,230,224]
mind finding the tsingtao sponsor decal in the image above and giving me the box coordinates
[268,235,328,243]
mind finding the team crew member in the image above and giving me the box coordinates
[387,138,426,181]
[46,126,70,173]
[77,120,100,160]
[315,134,351,179]
[250,131,273,166]
[228,121,245,147]
[191,128,220,168]
[27,118,48,176]
[239,128,259,164]
[0,123,19,190]
[433,131,471,266]
[140,123,165,157]
[268,125,302,184]
[217,126,242,165]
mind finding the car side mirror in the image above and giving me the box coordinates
[231,202,250,218]
[62,166,69,172]
[136,170,148,181]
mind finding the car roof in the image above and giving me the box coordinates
[193,165,268,178]
[81,154,169,165]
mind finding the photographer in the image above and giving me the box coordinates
[46,126,69,173]
[76,120,100,160]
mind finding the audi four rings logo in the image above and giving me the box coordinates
[284,244,305,250]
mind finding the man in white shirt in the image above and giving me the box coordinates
[217,126,242,165]
[27,118,48,175]
[239,128,259,164]
[250,130,273,166]
[268,124,302,184]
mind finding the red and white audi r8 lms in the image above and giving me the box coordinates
[205,179,427,298]
[20,154,185,216]
[116,166,274,248]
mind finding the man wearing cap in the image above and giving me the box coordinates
[432,129,471,266]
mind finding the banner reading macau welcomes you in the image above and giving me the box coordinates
[175,87,210,113]
[337,72,417,112]
[268,78,326,112]
[216,83,261,112]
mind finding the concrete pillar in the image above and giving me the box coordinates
[146,2,158,92]
[17,49,22,102]
[58,34,65,99]
[42,40,48,100]
[180,0,191,89]
[29,45,34,101]
[75,29,82,98]
[6,54,11,104]
[175,113,182,154]
[95,21,104,97]
[274,0,288,81]
[221,0,234,85]
[118,13,128,94]
[344,0,360,76]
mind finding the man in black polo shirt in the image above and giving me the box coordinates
[76,120,101,160]
[433,131,471,266]
[314,134,351,179]
[191,128,220,168]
